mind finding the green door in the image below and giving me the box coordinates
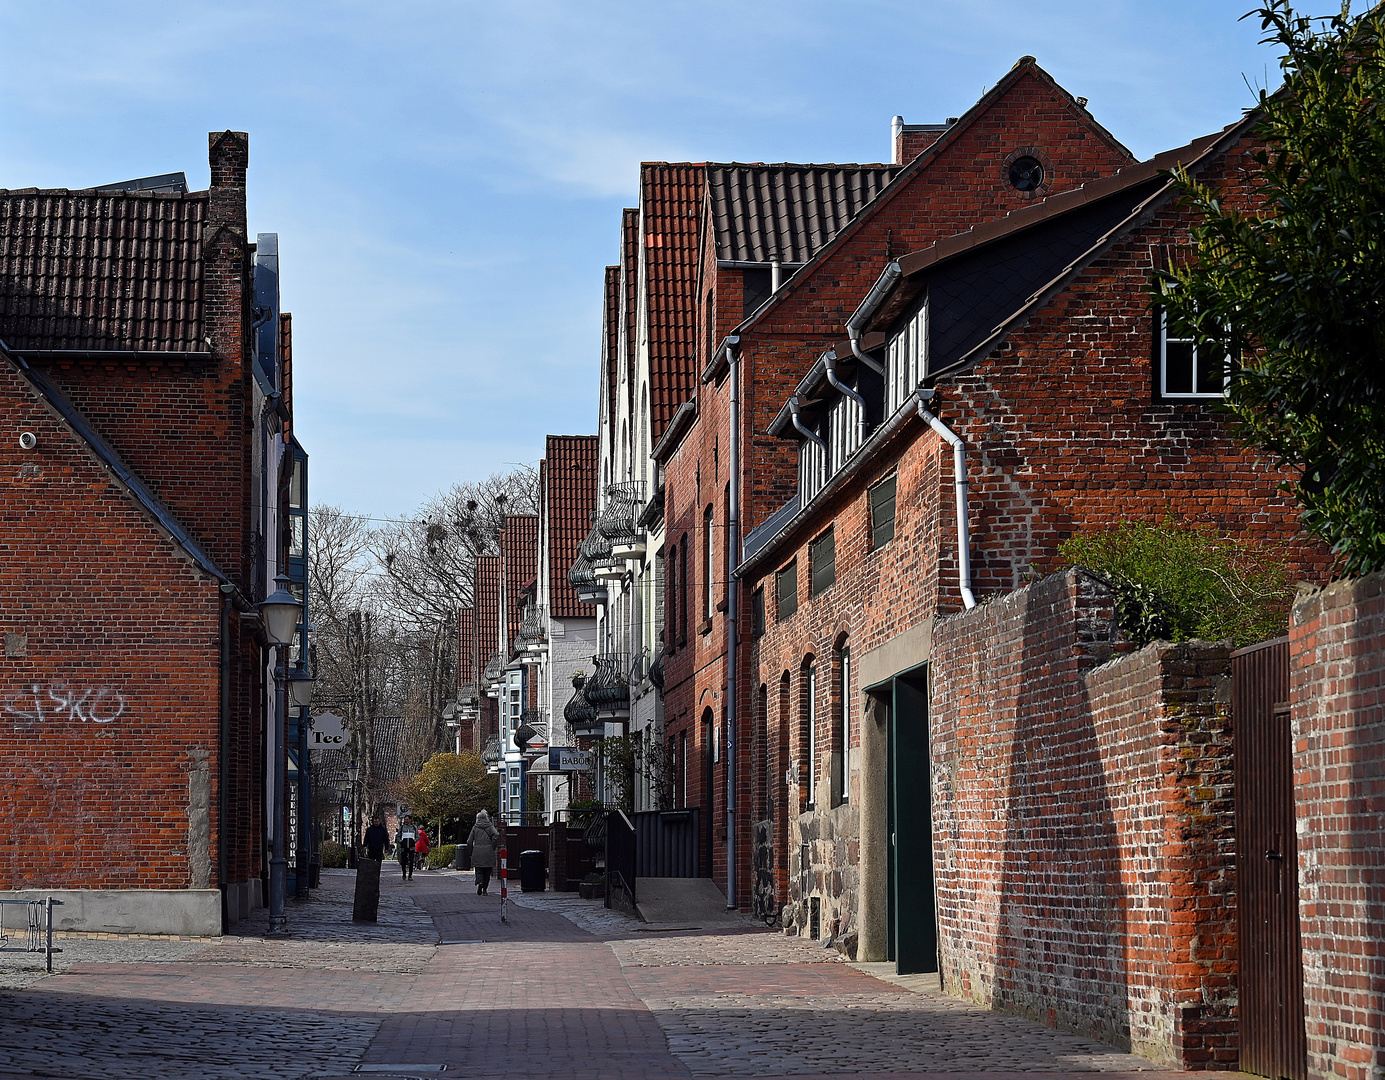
[890,667,937,974]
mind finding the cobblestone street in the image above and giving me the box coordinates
[0,869,1223,1079]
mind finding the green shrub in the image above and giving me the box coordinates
[427,844,457,869]
[1059,519,1293,648]
[320,841,348,869]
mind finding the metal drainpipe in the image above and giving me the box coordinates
[845,261,902,376]
[916,397,976,609]
[726,339,741,910]
[822,350,868,446]
[788,397,827,450]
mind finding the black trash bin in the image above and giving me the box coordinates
[519,849,546,892]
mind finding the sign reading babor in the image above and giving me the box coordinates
[549,747,593,771]
[309,711,347,752]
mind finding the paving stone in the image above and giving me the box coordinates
[0,865,1213,1079]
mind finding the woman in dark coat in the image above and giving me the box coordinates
[467,810,500,895]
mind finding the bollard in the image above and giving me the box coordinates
[499,842,508,923]
[352,858,382,922]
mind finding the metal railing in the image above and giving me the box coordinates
[581,518,614,564]
[482,652,505,686]
[599,481,645,547]
[584,653,630,713]
[564,683,600,733]
[515,708,547,751]
[567,548,596,589]
[513,602,547,654]
[0,898,63,973]
[480,735,501,768]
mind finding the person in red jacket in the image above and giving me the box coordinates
[415,826,430,870]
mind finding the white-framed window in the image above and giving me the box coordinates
[799,435,827,504]
[1160,312,1228,399]
[886,297,928,416]
[828,393,862,474]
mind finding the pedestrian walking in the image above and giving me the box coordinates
[467,809,499,895]
[363,815,388,862]
[397,815,418,880]
[415,825,430,870]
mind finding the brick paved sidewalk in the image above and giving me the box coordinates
[0,866,1249,1079]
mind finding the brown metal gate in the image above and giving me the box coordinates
[1232,637,1306,1080]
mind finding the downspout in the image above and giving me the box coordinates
[845,261,902,376]
[218,584,233,933]
[788,397,827,451]
[822,350,868,445]
[726,338,740,910]
[916,395,976,609]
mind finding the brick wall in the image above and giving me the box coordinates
[1290,571,1385,1080]
[0,361,223,891]
[930,569,1238,1068]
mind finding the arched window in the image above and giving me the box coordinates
[702,504,714,625]
[802,658,817,811]
[835,640,851,806]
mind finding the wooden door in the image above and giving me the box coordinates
[1232,637,1306,1080]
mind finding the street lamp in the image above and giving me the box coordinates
[289,658,314,708]
[259,574,301,933]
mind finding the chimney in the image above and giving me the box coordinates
[891,115,905,165]
[208,130,248,231]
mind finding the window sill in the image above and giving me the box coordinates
[698,618,713,637]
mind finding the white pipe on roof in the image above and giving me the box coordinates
[822,350,867,445]
[845,261,901,375]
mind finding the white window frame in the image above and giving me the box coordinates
[1160,312,1229,400]
[886,297,928,416]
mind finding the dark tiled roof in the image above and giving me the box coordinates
[545,435,598,620]
[476,555,502,660]
[370,715,408,785]
[707,165,900,264]
[501,514,538,652]
[642,164,704,442]
[0,188,209,353]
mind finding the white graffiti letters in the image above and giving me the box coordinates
[3,682,126,725]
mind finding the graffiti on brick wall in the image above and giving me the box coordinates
[2,682,127,725]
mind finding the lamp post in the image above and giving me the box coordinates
[346,760,360,869]
[259,574,302,933]
[289,657,314,899]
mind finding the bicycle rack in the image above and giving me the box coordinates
[0,898,63,973]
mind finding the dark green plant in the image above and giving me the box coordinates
[320,840,348,869]
[1060,519,1293,647]
[1156,1,1385,576]
[426,843,457,869]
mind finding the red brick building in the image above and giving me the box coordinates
[0,132,301,934]
[737,119,1331,1064]
[654,58,1137,906]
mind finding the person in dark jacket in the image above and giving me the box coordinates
[467,810,500,895]
[363,815,389,862]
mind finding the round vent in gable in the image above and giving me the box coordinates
[1007,155,1045,192]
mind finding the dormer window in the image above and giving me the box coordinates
[886,297,928,415]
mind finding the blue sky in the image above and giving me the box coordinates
[0,1,1294,519]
